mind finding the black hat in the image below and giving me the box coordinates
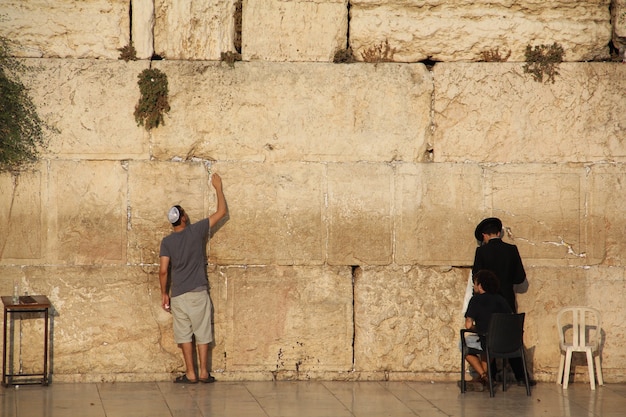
[474,217,503,242]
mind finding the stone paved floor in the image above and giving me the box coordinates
[1,380,624,417]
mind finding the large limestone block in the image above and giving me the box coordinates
[481,165,587,266]
[586,267,626,374]
[220,265,354,375]
[0,169,45,263]
[47,161,128,265]
[242,0,348,62]
[154,0,236,60]
[16,265,180,381]
[350,0,611,62]
[589,164,626,266]
[150,61,432,163]
[127,161,212,265]
[0,0,129,59]
[433,63,626,163]
[208,162,326,265]
[327,163,393,266]
[354,266,467,375]
[395,163,484,266]
[132,0,155,59]
[21,59,150,159]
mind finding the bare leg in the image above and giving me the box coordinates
[465,354,487,380]
[197,343,210,380]
[179,342,197,381]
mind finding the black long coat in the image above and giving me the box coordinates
[472,238,526,313]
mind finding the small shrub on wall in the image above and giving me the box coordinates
[0,37,46,172]
[523,43,564,83]
[134,68,171,131]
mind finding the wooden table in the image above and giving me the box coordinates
[2,295,51,386]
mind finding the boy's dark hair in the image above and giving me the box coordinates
[475,270,500,294]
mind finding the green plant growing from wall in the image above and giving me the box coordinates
[118,42,137,61]
[134,68,171,130]
[0,36,47,172]
[523,43,564,83]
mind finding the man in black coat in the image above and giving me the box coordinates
[472,218,525,313]
[472,217,536,386]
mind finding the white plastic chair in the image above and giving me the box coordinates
[556,306,603,390]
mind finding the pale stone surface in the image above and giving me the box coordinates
[433,63,626,163]
[2,55,626,382]
[394,163,484,266]
[588,164,626,266]
[0,169,44,262]
[150,61,432,163]
[48,161,128,265]
[132,0,155,59]
[0,0,129,59]
[350,0,612,62]
[219,265,353,373]
[484,165,588,267]
[327,163,393,266]
[354,266,467,373]
[208,162,326,265]
[1,265,181,380]
[242,0,348,62]
[154,0,236,60]
[19,59,150,160]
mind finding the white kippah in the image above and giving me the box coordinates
[167,206,180,223]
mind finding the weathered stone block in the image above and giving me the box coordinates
[154,0,236,60]
[0,169,44,262]
[350,0,611,62]
[0,0,129,59]
[242,0,348,62]
[49,161,128,265]
[220,265,354,374]
[589,164,626,266]
[150,61,432,163]
[484,165,587,266]
[327,163,393,266]
[208,162,326,265]
[433,63,626,163]
[11,265,180,380]
[354,266,467,373]
[22,59,150,159]
[395,163,484,266]
[132,0,155,59]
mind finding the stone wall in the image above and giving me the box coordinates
[0,0,625,383]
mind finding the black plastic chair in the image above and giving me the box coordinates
[484,313,531,397]
[460,313,531,397]
[459,328,482,394]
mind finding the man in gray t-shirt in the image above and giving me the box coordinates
[159,173,227,384]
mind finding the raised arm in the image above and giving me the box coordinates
[208,173,227,228]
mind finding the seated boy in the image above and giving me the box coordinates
[464,270,512,386]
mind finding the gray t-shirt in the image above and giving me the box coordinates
[159,218,210,297]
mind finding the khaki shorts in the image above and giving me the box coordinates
[171,290,213,344]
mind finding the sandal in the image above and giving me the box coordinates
[479,373,489,385]
[199,375,216,383]
[174,375,198,384]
